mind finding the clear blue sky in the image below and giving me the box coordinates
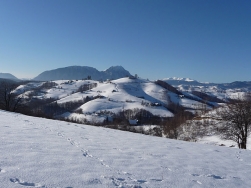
[1,0,251,82]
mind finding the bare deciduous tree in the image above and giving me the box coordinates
[0,81,22,112]
[216,96,251,149]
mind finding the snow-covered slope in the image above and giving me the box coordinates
[75,78,173,117]
[163,78,251,101]
[0,110,251,187]
[16,78,179,123]
[17,77,220,123]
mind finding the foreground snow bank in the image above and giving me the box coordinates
[0,110,251,188]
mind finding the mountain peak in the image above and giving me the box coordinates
[0,73,19,81]
[104,66,126,71]
[33,66,132,81]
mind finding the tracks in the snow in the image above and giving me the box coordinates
[10,177,46,187]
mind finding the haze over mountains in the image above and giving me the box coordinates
[1,65,251,92]
[164,77,251,93]
[0,73,19,81]
[33,66,132,81]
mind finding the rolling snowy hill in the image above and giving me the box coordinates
[14,77,219,124]
[0,110,251,188]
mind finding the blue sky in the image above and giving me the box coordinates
[1,0,251,82]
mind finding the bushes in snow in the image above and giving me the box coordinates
[77,83,97,93]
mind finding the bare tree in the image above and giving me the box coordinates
[0,81,22,112]
[216,96,251,149]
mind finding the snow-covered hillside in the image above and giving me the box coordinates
[77,78,174,117]
[15,77,219,124]
[164,78,251,101]
[0,110,251,187]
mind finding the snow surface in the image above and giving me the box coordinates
[1,110,251,187]
[197,133,251,150]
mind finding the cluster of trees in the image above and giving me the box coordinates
[110,108,153,125]
[0,81,22,112]
[155,80,182,95]
[177,95,251,149]
[24,96,94,118]
[191,91,225,103]
[39,81,58,89]
[77,83,97,93]
[215,96,251,149]
[163,105,194,139]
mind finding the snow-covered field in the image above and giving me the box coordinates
[1,110,251,188]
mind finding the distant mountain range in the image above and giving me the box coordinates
[163,77,251,90]
[33,66,132,81]
[1,67,251,91]
[0,73,19,81]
